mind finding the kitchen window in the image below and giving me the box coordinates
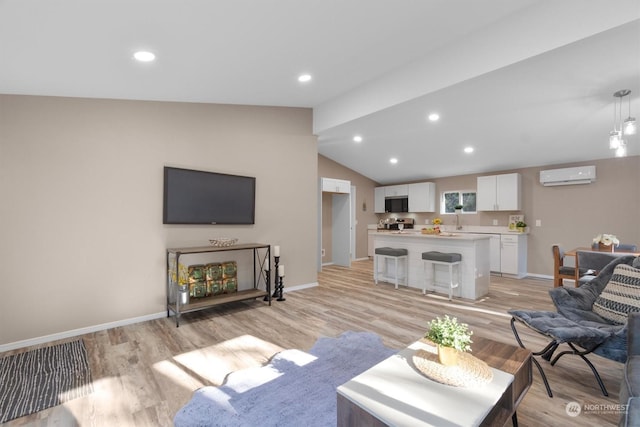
[442,191,477,214]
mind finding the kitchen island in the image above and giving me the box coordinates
[372,231,491,299]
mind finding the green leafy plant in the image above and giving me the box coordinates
[454,204,464,210]
[425,315,473,352]
[516,221,527,228]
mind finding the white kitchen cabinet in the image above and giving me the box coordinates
[384,184,408,198]
[500,234,527,278]
[408,182,436,212]
[321,177,350,194]
[488,234,501,273]
[477,173,521,211]
[374,187,386,213]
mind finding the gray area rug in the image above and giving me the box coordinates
[0,339,93,423]
[174,330,397,427]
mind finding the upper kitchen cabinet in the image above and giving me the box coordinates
[408,182,436,212]
[384,184,408,198]
[321,177,350,193]
[477,173,521,211]
[374,187,386,213]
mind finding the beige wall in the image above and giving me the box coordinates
[318,155,379,262]
[376,156,640,276]
[0,95,318,346]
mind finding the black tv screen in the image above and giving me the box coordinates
[163,166,256,224]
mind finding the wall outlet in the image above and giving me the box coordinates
[321,248,325,257]
[492,219,498,225]
[425,219,430,224]
[536,219,542,227]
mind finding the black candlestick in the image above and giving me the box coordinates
[272,256,280,298]
[263,269,271,302]
[276,274,286,301]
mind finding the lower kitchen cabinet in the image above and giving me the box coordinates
[488,234,501,273]
[440,230,527,277]
[500,234,527,278]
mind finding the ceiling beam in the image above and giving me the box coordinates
[313,0,640,134]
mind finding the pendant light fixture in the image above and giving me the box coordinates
[609,89,635,157]
[623,91,637,136]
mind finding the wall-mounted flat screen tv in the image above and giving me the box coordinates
[163,166,256,225]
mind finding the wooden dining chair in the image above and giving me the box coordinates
[552,245,578,287]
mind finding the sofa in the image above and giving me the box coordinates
[620,311,639,426]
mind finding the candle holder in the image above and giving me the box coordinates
[276,274,286,301]
[263,269,271,302]
[272,256,280,298]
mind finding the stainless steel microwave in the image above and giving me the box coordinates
[385,197,409,213]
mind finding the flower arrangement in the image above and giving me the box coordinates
[425,315,473,352]
[593,234,620,246]
[432,218,442,225]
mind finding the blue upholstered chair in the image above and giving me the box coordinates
[591,242,638,252]
[576,250,629,286]
[510,255,640,397]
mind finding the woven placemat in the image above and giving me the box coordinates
[411,345,493,388]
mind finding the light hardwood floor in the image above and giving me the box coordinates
[3,260,625,426]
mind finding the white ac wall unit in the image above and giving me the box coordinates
[539,165,596,186]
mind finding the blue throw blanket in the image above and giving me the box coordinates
[174,331,396,427]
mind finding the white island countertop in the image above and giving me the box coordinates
[373,231,490,299]
[372,231,491,241]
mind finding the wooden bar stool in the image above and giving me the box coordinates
[422,251,462,300]
[374,247,408,289]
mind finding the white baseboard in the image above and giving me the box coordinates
[284,281,318,292]
[0,311,167,353]
[526,273,553,281]
[2,281,321,352]
[323,258,368,266]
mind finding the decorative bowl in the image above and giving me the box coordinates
[209,238,238,247]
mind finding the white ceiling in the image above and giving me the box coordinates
[1,0,639,184]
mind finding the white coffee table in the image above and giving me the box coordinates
[337,337,532,426]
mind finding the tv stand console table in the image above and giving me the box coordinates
[166,243,271,327]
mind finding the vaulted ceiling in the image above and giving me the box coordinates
[1,0,638,184]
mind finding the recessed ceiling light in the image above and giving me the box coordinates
[134,51,155,62]
[298,74,312,83]
[353,135,363,143]
[389,157,398,164]
[428,113,440,122]
[464,146,474,154]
